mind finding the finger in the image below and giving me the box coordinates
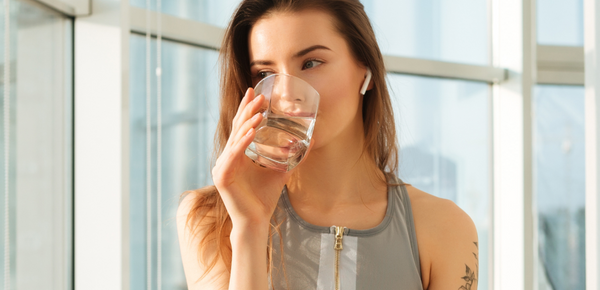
[214,125,253,183]
[231,93,264,138]
[227,88,255,148]
[234,127,256,155]
[235,87,255,120]
[231,111,263,148]
[231,88,256,134]
[219,111,263,171]
[219,126,256,173]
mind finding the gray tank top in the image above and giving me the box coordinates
[268,175,423,290]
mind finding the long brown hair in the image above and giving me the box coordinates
[185,0,399,284]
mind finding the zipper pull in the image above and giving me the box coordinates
[334,226,344,250]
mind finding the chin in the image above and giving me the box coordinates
[309,137,322,151]
[309,132,328,150]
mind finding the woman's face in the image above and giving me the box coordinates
[248,9,370,150]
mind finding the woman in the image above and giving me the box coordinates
[177,0,479,289]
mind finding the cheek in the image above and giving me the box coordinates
[315,74,360,117]
[311,74,362,138]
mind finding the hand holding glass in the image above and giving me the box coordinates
[245,74,320,172]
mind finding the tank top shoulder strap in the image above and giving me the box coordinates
[387,173,422,277]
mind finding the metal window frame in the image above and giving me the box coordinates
[584,0,600,289]
[31,0,90,16]
[129,6,508,84]
[130,7,583,87]
[7,0,76,289]
[491,0,537,289]
[73,0,130,289]
[538,45,584,85]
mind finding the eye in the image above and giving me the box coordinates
[302,59,323,70]
[257,71,273,79]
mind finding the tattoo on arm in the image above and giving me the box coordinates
[458,242,479,290]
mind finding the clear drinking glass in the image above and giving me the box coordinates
[245,74,320,172]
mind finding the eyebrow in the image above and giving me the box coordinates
[249,45,332,67]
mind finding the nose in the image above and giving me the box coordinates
[273,74,304,102]
[271,75,305,114]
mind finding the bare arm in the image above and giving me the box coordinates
[177,192,273,290]
[177,192,229,290]
[407,186,479,290]
[229,222,270,290]
[178,88,306,290]
[424,199,479,290]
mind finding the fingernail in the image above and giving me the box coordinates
[246,128,254,136]
[252,113,260,121]
[253,95,262,103]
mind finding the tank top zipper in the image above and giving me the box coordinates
[333,226,345,290]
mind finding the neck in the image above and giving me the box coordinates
[286,122,387,209]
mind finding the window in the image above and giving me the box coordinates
[537,0,584,46]
[129,34,219,289]
[534,85,585,290]
[130,0,242,28]
[363,0,489,66]
[389,74,491,289]
[0,0,73,289]
[535,0,585,288]
[18,0,589,288]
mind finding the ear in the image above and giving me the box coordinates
[360,67,373,95]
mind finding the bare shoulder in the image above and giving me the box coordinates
[177,187,218,225]
[177,189,209,233]
[405,185,477,238]
[405,185,479,290]
[177,190,199,221]
[177,188,229,290]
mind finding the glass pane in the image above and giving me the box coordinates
[388,74,490,289]
[129,34,219,290]
[130,0,489,65]
[0,0,73,289]
[363,0,489,66]
[534,85,585,290]
[537,0,583,46]
[130,0,242,28]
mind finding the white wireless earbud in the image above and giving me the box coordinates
[360,67,372,95]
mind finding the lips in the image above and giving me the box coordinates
[278,146,295,154]
[255,143,297,157]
